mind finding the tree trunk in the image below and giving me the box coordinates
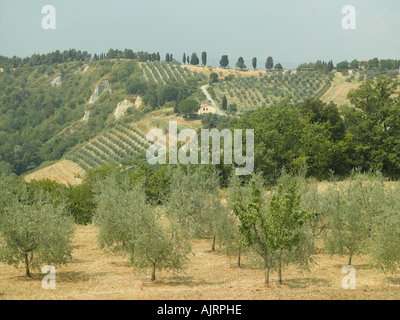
[25,253,31,277]
[238,243,241,268]
[264,248,270,285]
[265,266,270,285]
[348,253,353,266]
[278,259,282,285]
[151,263,156,282]
[211,236,216,252]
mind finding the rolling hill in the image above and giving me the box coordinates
[0,55,396,184]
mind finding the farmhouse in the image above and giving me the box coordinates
[198,104,217,115]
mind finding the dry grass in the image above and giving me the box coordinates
[24,160,85,186]
[322,72,360,106]
[0,225,399,300]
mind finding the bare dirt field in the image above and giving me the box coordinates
[0,226,398,300]
[24,160,85,186]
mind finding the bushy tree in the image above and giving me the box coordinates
[346,76,400,178]
[323,172,385,265]
[220,55,229,68]
[209,72,219,84]
[369,183,400,273]
[178,98,199,117]
[165,166,230,251]
[265,56,274,70]
[94,176,190,281]
[0,186,75,277]
[236,57,246,70]
[190,53,199,66]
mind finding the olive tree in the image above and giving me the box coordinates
[224,173,264,267]
[323,172,386,265]
[233,173,315,284]
[369,180,400,273]
[0,186,75,277]
[94,176,190,281]
[165,166,229,252]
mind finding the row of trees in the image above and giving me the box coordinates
[0,49,92,69]
[221,55,282,71]
[182,52,207,66]
[2,49,397,72]
[297,60,335,72]
[178,53,283,71]
[0,49,164,69]
[1,165,399,283]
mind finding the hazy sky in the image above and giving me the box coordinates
[0,0,399,68]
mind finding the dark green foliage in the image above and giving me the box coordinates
[190,53,199,66]
[236,98,349,182]
[128,164,171,204]
[236,57,246,70]
[252,57,257,70]
[178,98,199,117]
[345,76,400,178]
[265,56,274,70]
[209,72,219,84]
[222,95,228,110]
[220,55,229,68]
[126,78,148,95]
[201,52,207,66]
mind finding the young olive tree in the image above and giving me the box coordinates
[300,181,327,248]
[0,186,75,277]
[165,166,229,252]
[233,173,315,285]
[94,176,190,281]
[224,173,264,267]
[369,180,400,273]
[323,172,386,265]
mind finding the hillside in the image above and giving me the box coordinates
[24,160,84,185]
[321,72,361,106]
[0,54,397,184]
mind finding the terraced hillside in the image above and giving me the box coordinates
[66,122,150,171]
[213,71,333,113]
[141,61,207,84]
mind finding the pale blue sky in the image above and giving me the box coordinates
[0,0,399,68]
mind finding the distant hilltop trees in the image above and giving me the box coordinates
[0,49,163,69]
[297,58,399,73]
[1,49,398,72]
